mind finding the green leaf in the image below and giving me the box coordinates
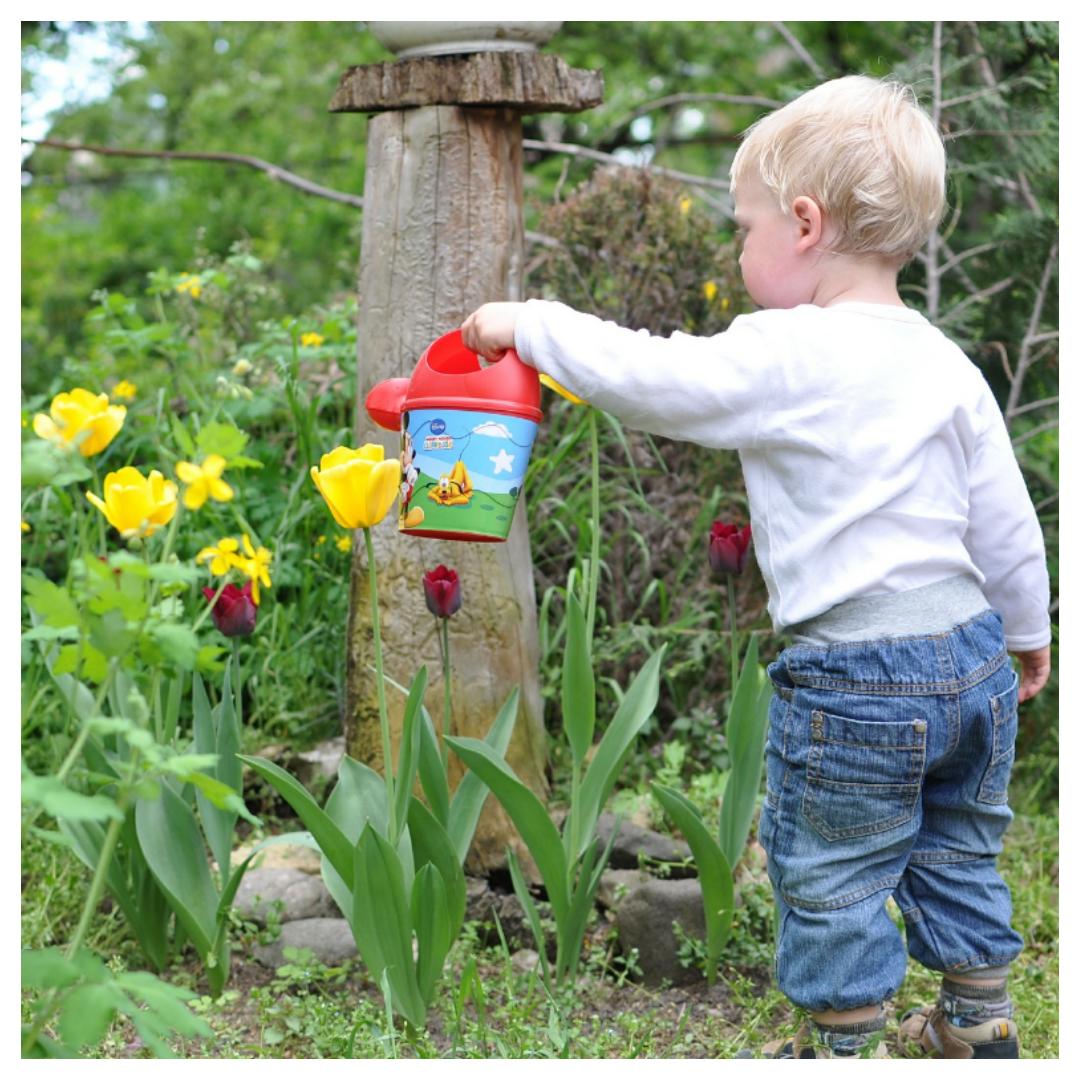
[170,415,196,457]
[652,783,734,982]
[392,666,428,844]
[23,575,80,628]
[717,656,771,870]
[58,983,121,1052]
[574,645,667,863]
[411,863,451,1005]
[447,687,519,864]
[407,796,465,938]
[22,947,85,990]
[416,705,451,829]
[146,562,201,585]
[506,847,551,988]
[22,774,124,823]
[21,438,93,488]
[445,735,569,920]
[239,755,355,889]
[562,590,596,766]
[196,420,248,461]
[21,624,79,643]
[135,784,220,957]
[355,825,426,1028]
[150,623,201,670]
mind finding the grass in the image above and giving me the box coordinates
[25,805,1056,1059]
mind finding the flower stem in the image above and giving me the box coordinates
[364,527,396,838]
[585,408,601,649]
[192,578,230,632]
[440,617,452,771]
[727,576,740,707]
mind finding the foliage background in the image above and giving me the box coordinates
[22,19,1058,803]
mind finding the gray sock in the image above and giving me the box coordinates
[940,972,1013,1030]
[812,1012,886,1056]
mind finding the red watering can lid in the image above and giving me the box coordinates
[365,329,543,430]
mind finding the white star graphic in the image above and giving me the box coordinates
[489,448,516,475]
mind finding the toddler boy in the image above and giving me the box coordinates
[461,75,1051,1058]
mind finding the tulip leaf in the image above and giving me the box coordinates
[448,687,519,864]
[561,590,596,767]
[575,645,667,863]
[411,863,451,1006]
[392,666,428,845]
[238,755,355,889]
[192,673,232,879]
[416,705,451,829]
[355,825,426,1028]
[134,782,219,958]
[652,783,734,982]
[718,653,772,870]
[407,796,465,939]
[445,735,569,921]
[506,846,551,987]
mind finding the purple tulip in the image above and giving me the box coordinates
[708,520,752,576]
[202,581,258,637]
[423,565,462,618]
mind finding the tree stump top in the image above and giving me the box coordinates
[329,51,603,114]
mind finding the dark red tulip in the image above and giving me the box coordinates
[202,580,258,637]
[707,520,752,576]
[423,565,462,618]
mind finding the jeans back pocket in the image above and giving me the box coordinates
[977,671,1019,805]
[802,709,927,842]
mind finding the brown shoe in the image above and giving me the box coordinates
[898,1005,1019,1059]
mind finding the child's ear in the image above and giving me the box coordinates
[791,195,825,253]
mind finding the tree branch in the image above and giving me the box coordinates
[24,137,366,209]
[1005,239,1059,424]
[937,276,1015,327]
[1011,417,1059,448]
[772,22,827,80]
[598,90,782,144]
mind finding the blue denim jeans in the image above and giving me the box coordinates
[758,609,1024,1013]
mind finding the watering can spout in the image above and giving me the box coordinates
[365,378,410,431]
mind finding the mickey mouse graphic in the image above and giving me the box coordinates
[399,413,425,527]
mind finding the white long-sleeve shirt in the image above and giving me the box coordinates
[515,299,1051,651]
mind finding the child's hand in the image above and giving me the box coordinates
[1013,645,1051,702]
[461,302,523,361]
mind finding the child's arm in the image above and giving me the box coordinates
[462,300,774,450]
[962,385,1052,700]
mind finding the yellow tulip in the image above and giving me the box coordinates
[33,388,126,457]
[310,444,399,530]
[86,466,178,539]
[539,373,588,406]
[176,454,234,510]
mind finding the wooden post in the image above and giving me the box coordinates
[332,48,602,873]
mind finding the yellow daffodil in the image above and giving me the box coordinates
[703,280,719,302]
[232,358,254,377]
[539,373,588,406]
[195,536,242,576]
[679,196,693,215]
[300,332,325,348]
[112,379,137,401]
[176,454,234,511]
[176,274,202,299]
[310,444,399,530]
[33,388,126,457]
[86,466,177,539]
[335,535,352,552]
[235,533,273,604]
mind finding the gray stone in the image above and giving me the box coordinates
[596,812,692,873]
[234,867,341,925]
[290,737,346,787]
[510,948,542,977]
[253,917,359,970]
[596,869,653,912]
[614,877,707,986]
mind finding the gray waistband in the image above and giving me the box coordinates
[788,576,990,645]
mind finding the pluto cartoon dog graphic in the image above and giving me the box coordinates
[429,459,473,507]
[399,417,425,528]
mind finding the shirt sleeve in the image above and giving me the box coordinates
[962,384,1052,651]
[513,298,776,450]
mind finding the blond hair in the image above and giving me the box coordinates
[730,75,946,263]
